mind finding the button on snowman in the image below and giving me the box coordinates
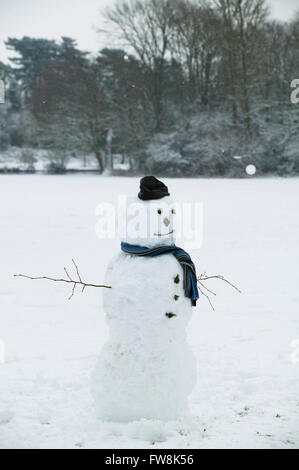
[91,176,198,422]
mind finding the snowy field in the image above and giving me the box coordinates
[0,175,299,449]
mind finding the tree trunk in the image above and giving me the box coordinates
[106,128,114,172]
[95,149,104,173]
[237,4,251,131]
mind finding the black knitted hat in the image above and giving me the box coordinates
[138,176,170,201]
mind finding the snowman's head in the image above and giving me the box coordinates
[120,176,177,248]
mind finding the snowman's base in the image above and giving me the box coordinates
[91,399,192,423]
[92,403,192,423]
[90,341,196,423]
[92,247,198,423]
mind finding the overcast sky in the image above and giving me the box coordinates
[0,0,298,64]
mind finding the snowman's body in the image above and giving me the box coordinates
[91,193,197,422]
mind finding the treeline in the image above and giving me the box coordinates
[0,0,298,176]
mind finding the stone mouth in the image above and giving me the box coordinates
[153,230,174,237]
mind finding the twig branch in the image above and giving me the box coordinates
[197,284,215,311]
[72,258,82,283]
[14,259,112,301]
[198,274,241,294]
[64,267,72,281]
[69,282,76,301]
[197,273,241,311]
[197,280,217,296]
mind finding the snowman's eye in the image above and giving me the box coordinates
[171,209,176,214]
[157,209,162,215]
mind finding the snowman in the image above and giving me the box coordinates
[91,176,199,422]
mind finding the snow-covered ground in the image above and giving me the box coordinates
[0,147,128,172]
[0,175,298,449]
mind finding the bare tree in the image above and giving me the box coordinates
[103,0,176,132]
[170,0,221,106]
[213,0,268,129]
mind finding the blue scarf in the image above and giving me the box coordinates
[121,242,199,307]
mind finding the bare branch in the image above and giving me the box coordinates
[198,274,242,293]
[198,279,217,296]
[69,282,76,301]
[197,272,241,311]
[197,283,215,311]
[64,267,72,281]
[14,260,112,301]
[72,258,82,282]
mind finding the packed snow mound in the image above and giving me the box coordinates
[91,252,197,422]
